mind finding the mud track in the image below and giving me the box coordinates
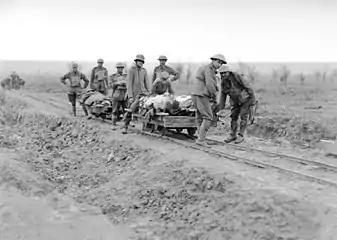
[3,89,337,239]
[21,91,337,187]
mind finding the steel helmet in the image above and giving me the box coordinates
[210,54,227,64]
[134,54,145,62]
[161,71,170,79]
[97,58,104,63]
[158,55,168,61]
[218,65,232,73]
[71,62,79,68]
[116,62,125,68]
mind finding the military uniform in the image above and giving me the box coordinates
[90,66,108,95]
[122,54,150,133]
[60,68,89,116]
[191,54,227,146]
[152,65,180,83]
[152,55,180,82]
[219,65,256,144]
[109,72,127,87]
[111,76,127,125]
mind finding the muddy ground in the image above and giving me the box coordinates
[1,90,337,239]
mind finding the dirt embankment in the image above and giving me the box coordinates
[1,105,334,240]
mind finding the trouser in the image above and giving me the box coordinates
[191,95,213,141]
[229,99,251,136]
[111,99,126,123]
[123,97,141,128]
[92,81,107,95]
[67,87,87,116]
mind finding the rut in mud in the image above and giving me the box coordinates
[0,109,327,240]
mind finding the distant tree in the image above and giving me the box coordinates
[175,63,184,79]
[186,64,192,84]
[322,71,327,82]
[299,72,305,85]
[271,68,278,82]
[330,69,337,82]
[314,71,321,82]
[279,65,291,87]
[237,62,258,83]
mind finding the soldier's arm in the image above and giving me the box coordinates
[219,79,227,110]
[126,68,134,99]
[167,81,174,95]
[144,69,150,93]
[150,82,157,94]
[111,82,118,94]
[168,66,180,82]
[90,68,95,87]
[104,68,109,86]
[60,73,69,85]
[204,67,218,100]
[238,74,256,104]
[152,67,157,82]
[81,73,89,88]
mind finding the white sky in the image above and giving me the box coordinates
[0,0,336,62]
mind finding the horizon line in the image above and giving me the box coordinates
[1,59,337,64]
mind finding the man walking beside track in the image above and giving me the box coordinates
[90,58,109,95]
[60,62,89,117]
[218,65,256,144]
[110,63,128,127]
[122,54,150,134]
[152,55,180,83]
[191,54,227,147]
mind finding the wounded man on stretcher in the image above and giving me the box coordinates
[80,89,114,120]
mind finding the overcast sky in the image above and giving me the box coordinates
[0,0,336,62]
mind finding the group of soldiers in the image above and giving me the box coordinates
[60,54,256,145]
[1,72,25,90]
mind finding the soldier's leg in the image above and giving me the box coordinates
[224,104,240,143]
[67,92,77,116]
[191,96,203,135]
[235,100,251,143]
[194,96,213,145]
[122,98,139,134]
[111,99,119,125]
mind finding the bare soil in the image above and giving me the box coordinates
[1,89,337,239]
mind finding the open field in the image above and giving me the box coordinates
[1,61,337,239]
[2,60,337,146]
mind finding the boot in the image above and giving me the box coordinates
[121,126,128,134]
[195,119,211,147]
[195,119,202,136]
[234,133,244,144]
[224,133,237,143]
[112,116,117,126]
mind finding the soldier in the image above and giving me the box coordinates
[122,54,150,134]
[218,65,256,144]
[152,55,180,83]
[191,54,227,146]
[111,64,128,127]
[109,62,127,87]
[90,58,108,95]
[151,71,174,95]
[60,62,90,117]
[1,78,11,90]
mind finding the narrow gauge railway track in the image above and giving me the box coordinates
[20,91,337,188]
[132,127,337,188]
